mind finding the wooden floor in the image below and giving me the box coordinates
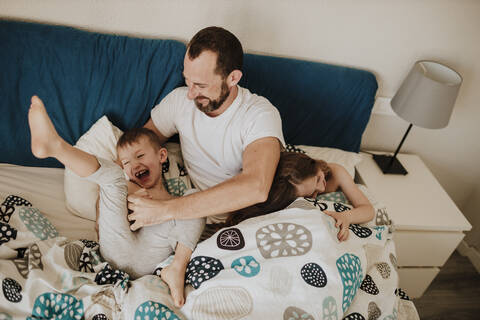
[413,250,480,319]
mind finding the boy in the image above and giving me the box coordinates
[28,95,204,307]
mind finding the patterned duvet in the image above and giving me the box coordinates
[0,190,419,320]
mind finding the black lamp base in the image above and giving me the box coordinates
[373,154,408,175]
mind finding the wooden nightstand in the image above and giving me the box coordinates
[355,152,472,298]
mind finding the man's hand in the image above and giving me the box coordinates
[323,210,351,242]
[127,195,173,231]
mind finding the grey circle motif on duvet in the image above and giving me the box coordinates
[283,306,314,320]
[375,262,391,279]
[348,224,372,238]
[65,243,83,271]
[256,223,312,259]
[368,301,382,320]
[217,228,245,250]
[192,287,252,319]
[301,263,327,287]
[186,256,224,289]
[13,244,43,279]
[2,278,22,303]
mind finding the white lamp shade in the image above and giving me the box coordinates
[391,61,462,129]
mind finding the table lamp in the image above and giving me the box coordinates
[373,60,462,174]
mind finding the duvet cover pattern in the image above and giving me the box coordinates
[0,192,418,320]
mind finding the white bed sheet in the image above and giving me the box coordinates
[0,163,97,241]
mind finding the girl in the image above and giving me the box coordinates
[226,152,374,241]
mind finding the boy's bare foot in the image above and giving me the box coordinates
[28,96,62,159]
[160,264,186,308]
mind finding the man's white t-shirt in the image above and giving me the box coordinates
[151,86,285,193]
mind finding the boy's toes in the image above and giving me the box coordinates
[172,294,184,308]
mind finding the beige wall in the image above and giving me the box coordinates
[1,0,479,243]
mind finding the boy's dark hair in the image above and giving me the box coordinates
[187,26,243,78]
[116,128,163,151]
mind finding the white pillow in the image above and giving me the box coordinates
[291,145,362,178]
[64,116,123,221]
[64,116,192,221]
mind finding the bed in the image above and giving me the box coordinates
[0,20,419,319]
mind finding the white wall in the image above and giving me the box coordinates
[1,0,479,242]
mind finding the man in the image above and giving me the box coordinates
[127,26,284,230]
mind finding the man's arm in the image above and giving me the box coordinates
[127,136,281,230]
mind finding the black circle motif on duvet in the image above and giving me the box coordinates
[285,143,306,154]
[395,288,410,300]
[343,312,365,320]
[186,256,224,289]
[304,198,328,211]
[80,239,99,249]
[162,157,170,173]
[217,228,245,250]
[301,263,327,287]
[349,224,372,238]
[177,163,188,176]
[2,195,32,207]
[0,204,15,223]
[95,264,128,285]
[334,202,350,212]
[360,274,379,295]
[2,278,22,303]
[0,222,17,245]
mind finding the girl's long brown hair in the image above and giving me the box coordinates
[224,152,330,227]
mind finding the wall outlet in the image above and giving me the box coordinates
[372,97,396,116]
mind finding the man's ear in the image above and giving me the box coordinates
[227,69,242,88]
[158,147,168,163]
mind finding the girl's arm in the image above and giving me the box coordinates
[324,163,375,241]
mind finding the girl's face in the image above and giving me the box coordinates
[294,166,327,199]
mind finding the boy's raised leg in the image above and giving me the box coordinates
[161,243,192,307]
[28,95,100,177]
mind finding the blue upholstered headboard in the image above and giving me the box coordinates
[0,20,377,168]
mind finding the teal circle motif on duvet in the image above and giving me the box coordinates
[336,253,363,312]
[317,191,349,205]
[134,301,179,319]
[28,293,84,320]
[322,296,338,320]
[18,207,58,240]
[166,178,187,196]
[231,256,260,277]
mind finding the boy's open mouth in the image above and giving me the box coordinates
[135,169,150,183]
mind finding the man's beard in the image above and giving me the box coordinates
[194,81,230,114]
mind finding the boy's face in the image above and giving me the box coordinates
[117,136,166,189]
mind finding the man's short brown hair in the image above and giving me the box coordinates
[116,128,163,151]
[187,26,243,78]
